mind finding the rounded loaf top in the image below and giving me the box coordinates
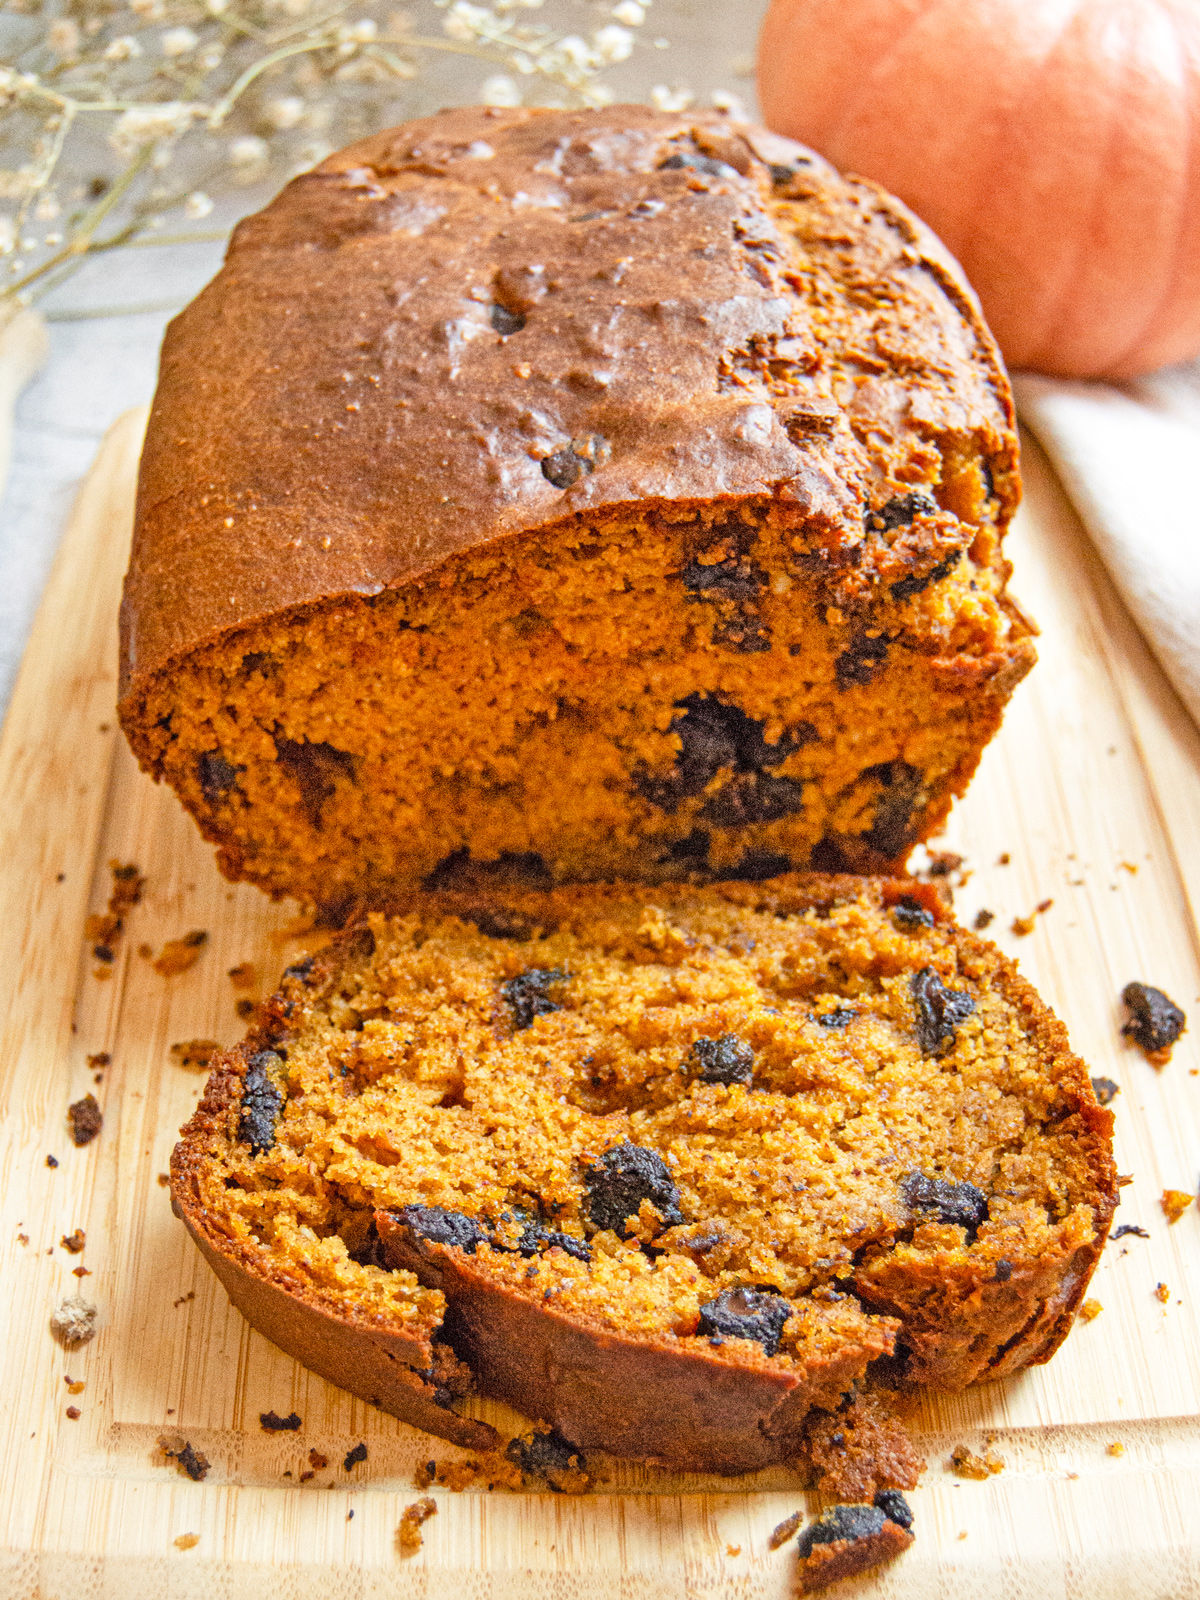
[123,102,1016,698]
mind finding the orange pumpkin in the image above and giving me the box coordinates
[757,0,1200,378]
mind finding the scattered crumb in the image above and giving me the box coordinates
[1111,1224,1149,1240]
[152,930,209,977]
[998,853,1010,865]
[92,966,112,981]
[66,1380,84,1395]
[950,1445,1004,1479]
[1090,1077,1119,1105]
[1161,1190,1194,1225]
[1066,1471,1079,1480]
[174,1534,199,1551]
[1117,1173,1134,1187]
[1078,1299,1103,1323]
[173,1291,195,1308]
[300,1470,314,1482]
[170,1039,221,1071]
[159,1436,211,1481]
[50,1296,97,1346]
[85,862,146,965]
[158,1173,170,1187]
[308,1449,329,1470]
[1036,898,1054,913]
[260,1410,302,1432]
[972,909,994,930]
[347,1510,355,1521]
[416,1452,523,1493]
[228,962,257,989]
[60,1229,85,1254]
[65,1406,81,1420]
[769,1510,803,1549]
[67,1095,102,1147]
[926,851,963,879]
[45,1154,58,1169]
[1012,900,1052,937]
[957,1530,968,1541]
[397,1496,437,1554]
[344,1442,368,1470]
[72,1265,91,1278]
[1156,1282,1170,1304]
[1107,1442,1125,1458]
[16,1234,27,1246]
[86,1052,110,1071]
[1121,982,1187,1065]
[1120,861,1138,874]
[235,997,257,1018]
[138,943,152,959]
[725,1544,741,1557]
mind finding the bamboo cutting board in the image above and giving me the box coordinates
[1,407,1198,1599]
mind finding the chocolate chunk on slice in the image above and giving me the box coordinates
[681,555,765,602]
[901,1171,988,1235]
[696,1287,791,1356]
[873,1488,913,1530]
[835,632,890,690]
[397,1205,485,1254]
[490,304,525,335]
[796,1503,914,1594]
[503,968,567,1030]
[510,1219,592,1262]
[583,1141,683,1237]
[198,749,239,802]
[816,1007,856,1029]
[865,492,938,535]
[892,896,934,930]
[238,1051,284,1155]
[860,761,924,858]
[506,1426,586,1480]
[699,772,806,827]
[658,151,737,179]
[689,1034,755,1087]
[910,967,975,1057]
[1121,982,1186,1057]
[639,694,805,811]
[890,547,963,603]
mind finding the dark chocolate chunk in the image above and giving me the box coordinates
[503,967,566,1030]
[273,736,354,829]
[859,761,923,858]
[506,1427,586,1481]
[658,151,737,179]
[397,1204,484,1254]
[1090,1076,1120,1106]
[797,1503,887,1558]
[163,1440,211,1482]
[283,954,317,984]
[891,547,963,603]
[238,1050,284,1155]
[260,1410,302,1432]
[974,908,995,930]
[681,556,765,603]
[490,303,525,335]
[541,448,582,490]
[992,1259,1013,1282]
[769,162,799,185]
[697,1287,791,1356]
[583,1141,683,1237]
[1111,1224,1149,1240]
[817,1007,856,1029]
[660,828,711,865]
[424,849,553,892]
[699,772,806,827]
[901,1170,988,1234]
[343,1442,367,1470]
[690,1034,755,1087]
[866,492,938,535]
[68,1094,103,1147]
[639,694,808,812]
[910,966,975,1057]
[892,896,934,930]
[510,1218,592,1262]
[835,632,890,690]
[1121,983,1186,1054]
[728,849,792,882]
[872,1490,913,1531]
[198,750,239,803]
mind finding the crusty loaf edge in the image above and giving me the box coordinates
[169,876,1117,1474]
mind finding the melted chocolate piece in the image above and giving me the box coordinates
[503,968,567,1030]
[583,1141,683,1237]
[699,772,806,827]
[690,1034,755,1086]
[198,750,239,802]
[506,1428,586,1480]
[728,849,792,882]
[1121,983,1186,1054]
[396,1204,484,1254]
[681,555,765,603]
[640,694,809,812]
[798,1505,887,1558]
[273,736,354,828]
[873,1490,913,1530]
[861,761,924,859]
[816,1007,856,1029]
[510,1218,592,1262]
[910,966,975,1057]
[901,1170,988,1234]
[490,304,525,335]
[238,1050,284,1155]
[865,492,938,534]
[891,547,963,603]
[835,633,890,690]
[696,1287,791,1356]
[892,896,934,930]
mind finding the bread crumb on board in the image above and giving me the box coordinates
[1121,982,1187,1065]
[1078,1299,1103,1322]
[50,1295,97,1346]
[1107,1442,1125,1458]
[1161,1189,1195,1225]
[153,930,208,976]
[398,1498,438,1554]
[950,1446,1005,1479]
[1155,1282,1171,1304]
[170,1039,221,1071]
[769,1511,804,1550]
[68,1095,102,1146]
[174,1533,199,1551]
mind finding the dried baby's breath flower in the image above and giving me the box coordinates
[649,83,691,112]
[0,0,652,307]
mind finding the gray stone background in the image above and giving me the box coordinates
[0,0,770,713]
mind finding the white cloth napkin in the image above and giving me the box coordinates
[1013,363,1200,731]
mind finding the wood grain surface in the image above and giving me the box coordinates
[1,407,1197,1598]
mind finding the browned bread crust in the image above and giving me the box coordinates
[171,875,1115,1473]
[120,105,1033,905]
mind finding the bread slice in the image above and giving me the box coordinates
[171,875,1114,1473]
[122,104,1033,909]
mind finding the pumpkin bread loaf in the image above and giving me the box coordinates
[171,875,1115,1473]
[122,104,1034,908]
